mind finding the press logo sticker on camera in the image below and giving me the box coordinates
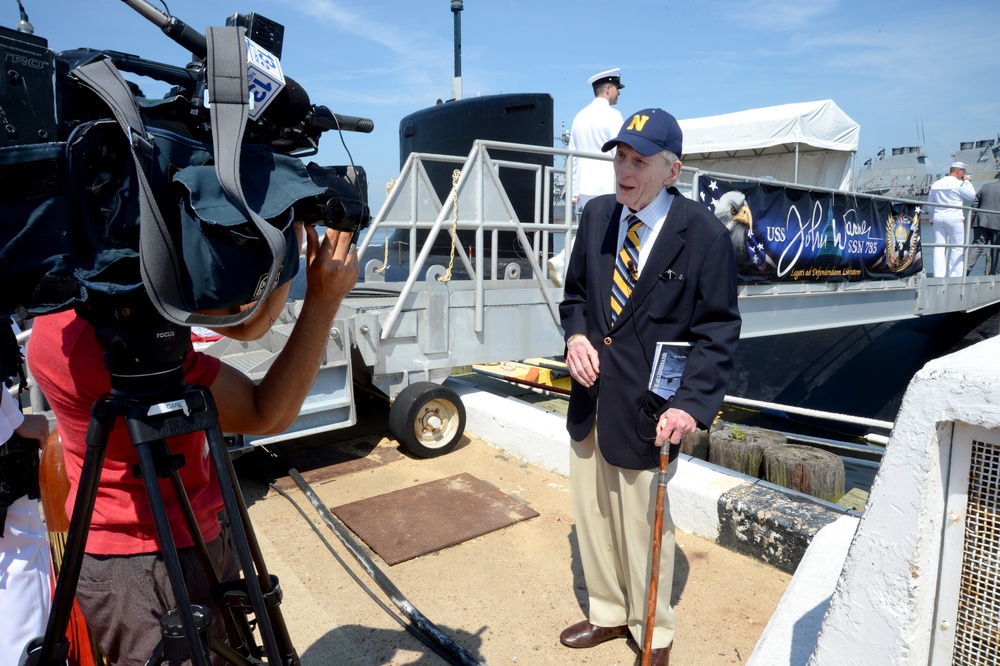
[245,37,285,120]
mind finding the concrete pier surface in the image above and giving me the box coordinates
[235,389,792,665]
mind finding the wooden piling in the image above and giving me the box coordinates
[764,443,845,503]
[708,427,787,477]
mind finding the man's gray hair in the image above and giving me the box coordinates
[662,150,681,186]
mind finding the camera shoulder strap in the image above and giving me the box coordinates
[71,25,284,330]
[203,25,287,324]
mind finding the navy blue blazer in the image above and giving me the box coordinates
[559,189,741,469]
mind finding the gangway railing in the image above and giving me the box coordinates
[358,145,556,337]
[356,139,602,339]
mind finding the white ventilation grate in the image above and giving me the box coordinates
[952,438,1000,665]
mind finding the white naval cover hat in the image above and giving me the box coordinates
[588,68,624,89]
[951,161,969,170]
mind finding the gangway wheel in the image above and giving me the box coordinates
[389,382,467,458]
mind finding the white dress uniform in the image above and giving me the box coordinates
[568,69,625,214]
[928,162,977,277]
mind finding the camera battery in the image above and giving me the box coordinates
[0,26,57,148]
[227,12,284,60]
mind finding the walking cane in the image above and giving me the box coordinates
[641,441,670,666]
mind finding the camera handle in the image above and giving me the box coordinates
[21,381,299,666]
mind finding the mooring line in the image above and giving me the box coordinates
[723,395,895,431]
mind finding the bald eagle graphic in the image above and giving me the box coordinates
[714,190,768,273]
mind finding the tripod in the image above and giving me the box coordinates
[22,303,300,666]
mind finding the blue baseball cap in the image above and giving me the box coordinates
[602,108,683,157]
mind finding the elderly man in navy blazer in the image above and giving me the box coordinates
[558,108,742,666]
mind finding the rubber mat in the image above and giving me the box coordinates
[331,472,539,565]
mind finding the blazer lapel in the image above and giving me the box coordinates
[599,202,625,330]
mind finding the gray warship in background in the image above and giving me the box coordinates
[855,136,1000,198]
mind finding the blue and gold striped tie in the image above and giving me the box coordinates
[610,215,643,325]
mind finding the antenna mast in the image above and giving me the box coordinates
[451,0,463,100]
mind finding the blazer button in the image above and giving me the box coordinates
[604,337,612,346]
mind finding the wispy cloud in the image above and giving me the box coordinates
[283,0,439,58]
[720,0,841,31]
[276,0,453,105]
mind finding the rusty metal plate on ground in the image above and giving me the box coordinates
[271,439,403,493]
[331,472,539,565]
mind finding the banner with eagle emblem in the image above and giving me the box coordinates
[697,175,922,283]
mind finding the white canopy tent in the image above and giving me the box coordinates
[678,99,860,190]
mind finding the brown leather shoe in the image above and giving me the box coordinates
[634,645,671,666]
[559,620,630,648]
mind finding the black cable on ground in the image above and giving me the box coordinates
[262,449,486,666]
[266,482,456,662]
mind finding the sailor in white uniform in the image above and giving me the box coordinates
[928,161,977,277]
[568,68,625,215]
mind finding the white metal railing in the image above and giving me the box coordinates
[723,395,895,431]
[358,140,611,340]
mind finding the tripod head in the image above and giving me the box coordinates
[76,294,190,396]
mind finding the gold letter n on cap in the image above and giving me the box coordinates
[627,114,649,131]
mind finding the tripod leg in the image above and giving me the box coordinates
[168,470,257,659]
[131,437,213,666]
[218,438,299,660]
[29,398,117,666]
[203,420,299,666]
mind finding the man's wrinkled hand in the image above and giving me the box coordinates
[566,335,600,387]
[655,407,695,448]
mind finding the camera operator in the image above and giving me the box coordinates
[0,323,52,666]
[27,223,359,665]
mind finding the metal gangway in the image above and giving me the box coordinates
[211,140,1000,454]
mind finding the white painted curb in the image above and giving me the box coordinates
[448,378,756,541]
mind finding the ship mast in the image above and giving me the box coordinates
[451,0,463,100]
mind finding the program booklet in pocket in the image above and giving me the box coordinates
[647,342,692,402]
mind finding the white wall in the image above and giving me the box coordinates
[807,335,1000,665]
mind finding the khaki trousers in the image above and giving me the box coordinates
[570,423,677,649]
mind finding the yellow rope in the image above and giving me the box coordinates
[374,178,395,274]
[439,169,462,283]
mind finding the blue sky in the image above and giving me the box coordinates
[13,0,1000,212]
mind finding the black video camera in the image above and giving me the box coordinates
[0,2,372,319]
